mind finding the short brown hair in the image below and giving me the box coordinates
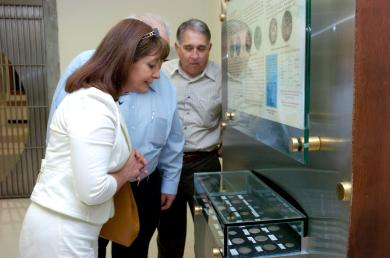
[65,19,169,100]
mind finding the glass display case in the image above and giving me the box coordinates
[194,171,307,257]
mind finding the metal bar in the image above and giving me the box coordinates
[0,64,45,66]
[4,6,15,195]
[0,5,5,195]
[22,7,34,194]
[13,4,23,195]
[0,0,42,6]
[21,5,30,194]
[0,1,46,197]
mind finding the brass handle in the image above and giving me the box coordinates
[336,181,352,201]
[219,13,226,22]
[290,136,320,152]
[225,112,235,121]
[212,247,222,258]
[194,205,203,215]
[290,136,348,152]
[220,122,228,132]
[219,0,228,22]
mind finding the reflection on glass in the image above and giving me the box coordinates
[225,0,310,163]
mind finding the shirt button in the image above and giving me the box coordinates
[186,112,190,115]
[184,126,187,130]
[187,96,191,99]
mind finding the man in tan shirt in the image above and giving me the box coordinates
[159,18,222,258]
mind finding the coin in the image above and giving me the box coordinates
[238,246,252,254]
[268,225,280,231]
[249,227,261,234]
[228,230,237,236]
[285,242,295,248]
[240,211,250,216]
[255,235,268,242]
[263,244,277,251]
[231,238,245,245]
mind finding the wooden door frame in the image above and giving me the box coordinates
[349,0,390,257]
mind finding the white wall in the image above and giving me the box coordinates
[56,0,222,73]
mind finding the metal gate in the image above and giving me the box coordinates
[0,1,47,198]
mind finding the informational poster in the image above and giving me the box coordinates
[227,0,307,129]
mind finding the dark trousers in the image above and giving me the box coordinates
[98,170,162,258]
[157,150,221,258]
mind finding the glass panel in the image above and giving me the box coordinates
[223,0,311,163]
[194,171,306,257]
[195,171,305,224]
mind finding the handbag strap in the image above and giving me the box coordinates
[118,110,132,152]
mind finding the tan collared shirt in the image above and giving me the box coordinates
[163,59,222,152]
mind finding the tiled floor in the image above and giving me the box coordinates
[0,198,195,258]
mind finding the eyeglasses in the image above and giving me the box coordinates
[142,28,160,40]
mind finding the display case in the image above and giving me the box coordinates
[194,171,307,257]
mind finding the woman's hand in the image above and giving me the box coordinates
[127,149,148,180]
[112,149,148,190]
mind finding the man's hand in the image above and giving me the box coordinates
[161,193,176,210]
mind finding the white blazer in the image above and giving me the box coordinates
[31,87,131,224]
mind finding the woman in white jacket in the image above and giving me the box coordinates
[19,19,169,258]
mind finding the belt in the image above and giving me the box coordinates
[183,148,219,163]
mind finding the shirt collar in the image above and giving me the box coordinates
[169,59,217,82]
[149,79,158,92]
[120,79,158,99]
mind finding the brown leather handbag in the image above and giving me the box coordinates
[99,182,139,246]
[99,116,140,246]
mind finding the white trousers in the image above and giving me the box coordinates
[19,203,102,258]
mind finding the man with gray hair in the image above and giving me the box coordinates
[46,15,184,258]
[159,18,222,258]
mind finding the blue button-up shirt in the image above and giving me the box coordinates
[47,50,184,195]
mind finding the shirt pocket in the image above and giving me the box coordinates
[198,94,222,128]
[149,117,168,147]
